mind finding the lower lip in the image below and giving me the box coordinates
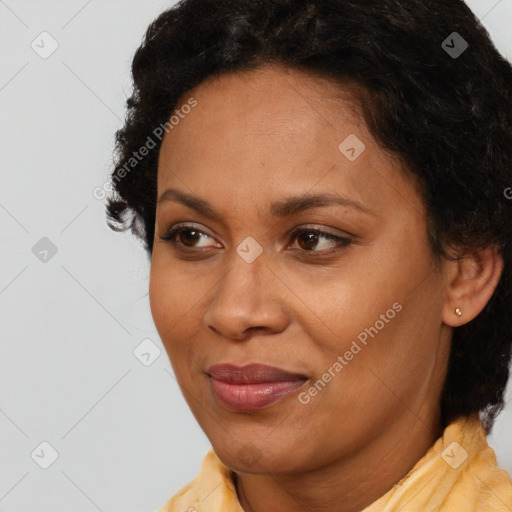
[209,377,307,411]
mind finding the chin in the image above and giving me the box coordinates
[209,433,314,476]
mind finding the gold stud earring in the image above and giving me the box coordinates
[455,307,462,317]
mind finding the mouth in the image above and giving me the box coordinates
[205,363,308,411]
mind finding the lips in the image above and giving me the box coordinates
[206,363,307,383]
[205,363,308,411]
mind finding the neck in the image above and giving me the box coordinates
[234,412,443,512]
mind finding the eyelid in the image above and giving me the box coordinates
[159,222,219,245]
[165,222,213,237]
[159,222,354,253]
[283,223,351,240]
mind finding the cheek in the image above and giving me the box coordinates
[149,255,209,376]
[314,281,445,426]
[148,260,170,333]
[149,251,197,327]
[300,239,441,385]
[149,258,188,354]
[289,261,402,356]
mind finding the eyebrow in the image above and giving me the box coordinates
[157,188,377,219]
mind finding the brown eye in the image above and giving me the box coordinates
[160,224,352,256]
[289,228,352,253]
[160,226,216,249]
[296,232,320,251]
[178,229,203,247]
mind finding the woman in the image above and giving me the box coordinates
[106,0,512,510]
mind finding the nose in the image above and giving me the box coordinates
[202,249,290,341]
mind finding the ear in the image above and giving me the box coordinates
[442,245,504,327]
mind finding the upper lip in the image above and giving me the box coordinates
[206,363,308,384]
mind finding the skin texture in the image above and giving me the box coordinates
[149,64,503,512]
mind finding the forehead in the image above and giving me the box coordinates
[156,64,420,222]
[169,64,364,140]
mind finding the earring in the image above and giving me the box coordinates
[455,307,462,317]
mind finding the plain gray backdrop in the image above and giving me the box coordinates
[1,1,511,511]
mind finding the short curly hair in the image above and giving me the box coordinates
[106,0,512,432]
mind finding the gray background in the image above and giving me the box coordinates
[0,1,511,511]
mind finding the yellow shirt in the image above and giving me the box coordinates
[157,414,512,511]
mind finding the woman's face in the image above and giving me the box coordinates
[150,64,452,474]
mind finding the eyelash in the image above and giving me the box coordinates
[159,224,352,256]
